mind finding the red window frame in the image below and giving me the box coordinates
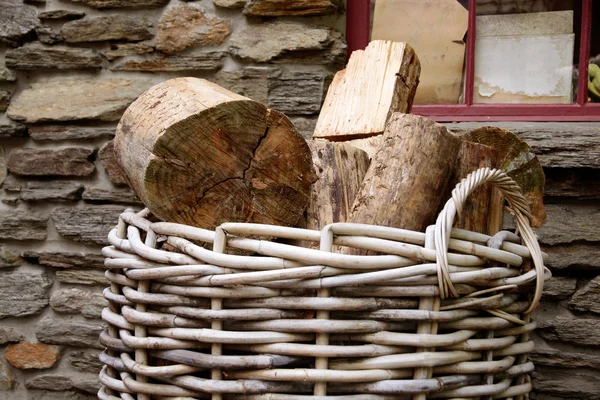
[346,0,600,121]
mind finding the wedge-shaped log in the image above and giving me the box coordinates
[313,40,420,143]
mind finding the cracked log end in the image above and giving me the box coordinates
[114,77,316,229]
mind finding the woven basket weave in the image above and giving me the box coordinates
[98,168,549,400]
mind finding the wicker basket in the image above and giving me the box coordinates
[98,168,549,400]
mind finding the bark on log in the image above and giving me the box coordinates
[487,186,505,235]
[346,113,462,233]
[304,140,370,232]
[114,77,316,229]
[461,126,546,227]
[313,40,420,142]
[450,141,499,234]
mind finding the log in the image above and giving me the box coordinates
[461,126,546,227]
[487,186,505,235]
[304,140,370,232]
[313,40,420,143]
[114,77,316,229]
[345,136,382,159]
[346,113,462,233]
[450,141,499,234]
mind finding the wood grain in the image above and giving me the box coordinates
[305,139,370,231]
[347,113,462,233]
[115,77,316,229]
[313,40,420,141]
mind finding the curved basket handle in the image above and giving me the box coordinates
[434,168,544,315]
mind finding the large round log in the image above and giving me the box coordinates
[115,77,316,229]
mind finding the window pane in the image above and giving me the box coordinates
[370,0,469,105]
[473,1,577,104]
[588,3,599,103]
[475,0,572,15]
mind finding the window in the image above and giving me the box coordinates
[346,0,600,121]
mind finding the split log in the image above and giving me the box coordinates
[346,113,462,233]
[114,77,316,229]
[450,141,499,234]
[313,40,420,150]
[345,136,382,160]
[461,126,546,227]
[305,140,371,232]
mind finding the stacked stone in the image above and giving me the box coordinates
[448,122,600,400]
[0,0,343,398]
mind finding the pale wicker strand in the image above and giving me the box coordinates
[103,210,132,398]
[133,227,157,400]
[314,225,335,396]
[211,227,227,400]
[412,226,438,400]
[98,168,546,399]
[434,168,544,314]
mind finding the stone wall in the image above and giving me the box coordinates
[1,1,599,399]
[0,0,344,398]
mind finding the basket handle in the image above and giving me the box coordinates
[434,167,544,314]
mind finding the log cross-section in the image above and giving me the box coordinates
[115,77,316,229]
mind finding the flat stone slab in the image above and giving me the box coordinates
[52,205,129,244]
[36,316,105,349]
[3,178,84,201]
[0,271,52,319]
[111,52,227,72]
[65,0,169,8]
[62,15,153,42]
[229,21,345,65]
[0,211,48,241]
[21,250,106,270]
[8,77,154,123]
[569,276,600,314]
[55,270,109,286]
[6,43,103,70]
[8,148,95,177]
[0,1,39,45]
[156,4,231,54]
[5,342,61,369]
[243,0,339,16]
[50,288,107,318]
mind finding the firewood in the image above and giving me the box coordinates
[346,113,462,234]
[305,139,370,232]
[313,40,420,153]
[461,126,546,227]
[450,141,499,234]
[345,136,382,159]
[114,77,316,229]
